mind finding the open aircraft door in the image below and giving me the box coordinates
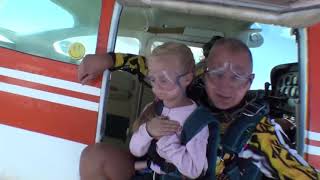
[120,0,320,170]
[0,0,120,179]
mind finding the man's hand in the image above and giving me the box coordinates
[78,54,114,85]
[146,116,181,139]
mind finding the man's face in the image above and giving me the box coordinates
[205,46,253,110]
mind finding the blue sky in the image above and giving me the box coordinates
[250,23,297,89]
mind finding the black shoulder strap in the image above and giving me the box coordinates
[180,106,218,145]
[147,100,178,174]
[180,106,220,180]
[222,114,264,154]
[205,121,220,180]
[154,100,164,116]
[222,99,268,154]
[220,98,269,180]
[152,102,221,179]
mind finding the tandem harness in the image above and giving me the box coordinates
[216,93,269,180]
[135,94,268,180]
[133,101,220,180]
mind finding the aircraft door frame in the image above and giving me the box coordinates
[0,0,120,179]
[301,23,320,170]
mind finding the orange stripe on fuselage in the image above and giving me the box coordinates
[0,75,99,103]
[0,47,101,88]
[306,139,320,147]
[0,89,97,145]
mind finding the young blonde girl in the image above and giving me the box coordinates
[129,42,209,179]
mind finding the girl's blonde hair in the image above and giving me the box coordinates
[147,42,195,73]
[132,42,195,133]
[131,101,157,133]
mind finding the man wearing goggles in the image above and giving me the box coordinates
[205,62,254,89]
[204,46,255,110]
[79,38,320,180]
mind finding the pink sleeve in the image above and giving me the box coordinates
[156,126,209,179]
[129,123,153,157]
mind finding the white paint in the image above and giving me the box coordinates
[0,67,100,96]
[305,130,320,142]
[0,82,99,112]
[96,70,111,142]
[0,124,86,180]
[305,144,320,156]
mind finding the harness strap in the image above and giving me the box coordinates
[180,106,220,180]
[180,106,219,144]
[147,102,220,180]
[146,100,178,174]
[147,140,177,173]
[203,121,220,180]
[220,97,269,180]
[221,113,265,154]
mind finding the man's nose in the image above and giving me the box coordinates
[217,74,234,89]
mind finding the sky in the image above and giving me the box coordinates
[249,23,297,89]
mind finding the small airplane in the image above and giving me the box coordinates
[0,0,319,179]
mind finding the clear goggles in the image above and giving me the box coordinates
[145,70,188,90]
[205,62,254,88]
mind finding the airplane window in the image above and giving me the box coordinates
[115,36,140,55]
[0,0,101,64]
[250,23,297,90]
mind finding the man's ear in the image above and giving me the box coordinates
[249,73,255,84]
[247,73,255,89]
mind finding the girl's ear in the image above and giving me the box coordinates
[182,72,194,86]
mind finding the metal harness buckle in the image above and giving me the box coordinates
[242,101,266,117]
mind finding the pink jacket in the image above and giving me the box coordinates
[129,102,209,179]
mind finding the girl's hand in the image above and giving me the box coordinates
[146,116,181,139]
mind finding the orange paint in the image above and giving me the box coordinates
[304,154,320,170]
[305,139,320,147]
[96,0,116,54]
[0,92,97,144]
[1,76,100,103]
[0,0,116,145]
[306,23,320,169]
[308,24,320,132]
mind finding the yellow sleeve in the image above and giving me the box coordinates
[247,117,319,180]
[111,53,148,78]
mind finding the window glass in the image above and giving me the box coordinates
[250,23,297,89]
[0,0,101,64]
[115,36,140,55]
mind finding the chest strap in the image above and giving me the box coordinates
[147,103,220,180]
